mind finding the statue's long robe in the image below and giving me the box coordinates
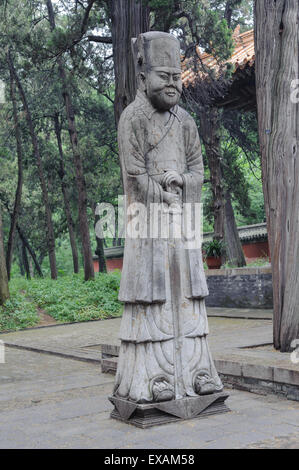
[118,91,208,304]
[114,91,222,403]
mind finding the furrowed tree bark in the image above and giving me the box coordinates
[0,207,9,305]
[7,52,57,280]
[53,113,79,274]
[108,0,150,124]
[255,0,299,351]
[6,55,23,280]
[47,0,94,281]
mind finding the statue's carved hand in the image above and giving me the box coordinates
[162,170,183,190]
[163,191,180,206]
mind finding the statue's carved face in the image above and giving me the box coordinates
[144,67,182,111]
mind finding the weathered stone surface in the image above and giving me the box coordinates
[207,267,272,276]
[109,393,230,428]
[242,363,274,382]
[111,31,224,417]
[273,368,299,387]
[101,344,119,357]
[214,360,242,377]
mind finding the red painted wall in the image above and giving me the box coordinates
[93,258,123,273]
[93,259,99,273]
[106,258,123,272]
[242,240,269,261]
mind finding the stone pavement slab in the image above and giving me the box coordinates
[0,317,122,362]
[1,348,299,449]
[207,307,272,320]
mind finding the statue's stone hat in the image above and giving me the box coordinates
[132,31,181,73]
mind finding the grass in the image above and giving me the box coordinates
[219,257,270,270]
[0,271,123,332]
[0,280,39,331]
[245,258,270,267]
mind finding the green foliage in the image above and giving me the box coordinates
[0,272,123,331]
[0,278,39,331]
[0,0,119,276]
[0,0,260,296]
[203,238,224,258]
[147,0,174,8]
[222,142,251,216]
[198,107,265,231]
[16,272,122,323]
[201,11,234,61]
[146,0,237,61]
[46,27,72,53]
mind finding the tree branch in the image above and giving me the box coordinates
[80,0,97,37]
[87,35,113,44]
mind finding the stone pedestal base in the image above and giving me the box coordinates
[109,392,230,428]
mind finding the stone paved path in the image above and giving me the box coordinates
[0,347,299,449]
[1,309,299,449]
[0,309,294,372]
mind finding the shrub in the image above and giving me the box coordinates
[204,239,224,258]
[0,272,123,331]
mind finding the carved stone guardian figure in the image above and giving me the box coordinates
[109,32,229,427]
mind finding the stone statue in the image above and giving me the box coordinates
[110,31,229,427]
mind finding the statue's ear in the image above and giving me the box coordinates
[132,37,146,91]
[131,38,138,66]
[140,72,147,92]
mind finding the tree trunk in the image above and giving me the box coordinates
[17,238,25,277]
[94,213,107,273]
[7,52,57,280]
[53,113,79,274]
[21,241,31,280]
[0,195,43,278]
[16,225,43,278]
[109,0,150,125]
[0,207,9,305]
[199,107,245,266]
[29,258,34,278]
[224,190,246,267]
[255,0,299,351]
[6,56,23,280]
[198,107,225,241]
[47,0,94,281]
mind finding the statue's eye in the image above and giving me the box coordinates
[173,75,181,81]
[159,73,169,80]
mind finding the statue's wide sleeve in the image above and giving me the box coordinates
[181,116,204,204]
[118,110,163,205]
[181,115,209,299]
